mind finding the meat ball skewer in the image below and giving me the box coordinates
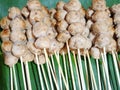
[90,0,116,89]
[27,0,59,89]
[111,4,120,85]
[0,17,19,90]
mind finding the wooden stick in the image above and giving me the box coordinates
[44,48,59,90]
[41,65,49,90]
[73,51,81,90]
[62,52,69,90]
[101,53,107,89]
[20,57,27,90]
[112,51,120,86]
[103,47,112,90]
[77,49,86,90]
[10,67,13,90]
[66,42,76,90]
[55,52,69,90]
[86,50,97,90]
[58,53,62,90]
[96,59,101,90]
[45,54,54,90]
[84,53,89,90]
[51,55,56,72]
[13,65,18,90]
[24,61,32,90]
[35,53,44,90]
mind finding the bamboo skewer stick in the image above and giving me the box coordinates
[57,53,62,90]
[24,61,32,90]
[35,53,44,90]
[86,51,97,90]
[77,49,86,90]
[50,54,59,89]
[55,52,69,90]
[20,57,27,90]
[112,51,120,86]
[101,53,107,89]
[41,65,49,90]
[13,65,18,90]
[96,59,101,90]
[103,48,112,90]
[62,52,69,90]
[78,50,86,89]
[83,53,89,90]
[51,55,56,73]
[45,56,54,90]
[10,67,13,90]
[73,51,81,90]
[44,48,59,90]
[66,42,76,90]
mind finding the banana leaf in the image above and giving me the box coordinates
[0,0,120,90]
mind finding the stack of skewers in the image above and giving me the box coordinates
[0,0,120,90]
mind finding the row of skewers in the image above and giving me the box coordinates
[0,0,120,90]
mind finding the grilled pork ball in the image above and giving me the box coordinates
[57,20,68,33]
[10,31,27,43]
[86,8,94,19]
[26,29,35,41]
[69,34,92,49]
[115,25,120,38]
[27,41,41,54]
[56,1,65,10]
[12,44,27,57]
[42,17,51,27]
[82,27,90,38]
[68,22,84,35]
[66,11,83,24]
[47,27,57,39]
[10,17,26,31]
[91,22,114,36]
[1,41,13,52]
[111,4,120,13]
[27,0,41,10]
[92,11,110,22]
[86,20,93,29]
[0,29,10,41]
[59,45,67,54]
[25,19,32,30]
[21,7,29,18]
[54,9,67,21]
[22,50,34,62]
[8,7,21,19]
[4,52,18,67]
[41,6,49,16]
[89,33,95,42]
[33,22,48,38]
[95,34,112,49]
[113,12,120,24]
[90,47,100,59]
[49,8,56,26]
[64,0,81,12]
[48,39,64,54]
[92,0,107,11]
[29,10,44,24]
[106,39,116,52]
[35,37,50,49]
[0,16,10,29]
[57,31,71,43]
[34,54,46,65]
[117,38,120,50]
